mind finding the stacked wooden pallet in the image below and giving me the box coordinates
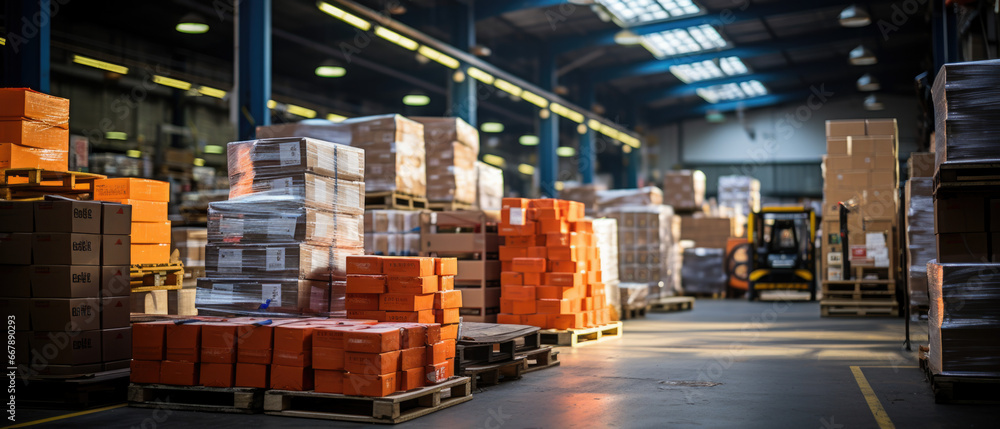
[421,211,502,323]
[820,266,898,317]
[457,322,560,390]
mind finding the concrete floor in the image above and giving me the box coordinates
[13,299,1000,428]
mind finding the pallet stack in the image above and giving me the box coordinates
[420,211,502,322]
[592,218,622,318]
[364,210,421,256]
[662,170,706,212]
[475,161,504,211]
[717,175,761,218]
[904,153,935,315]
[819,118,900,317]
[197,137,366,316]
[413,117,479,211]
[0,88,69,172]
[603,205,680,304]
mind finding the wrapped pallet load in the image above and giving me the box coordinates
[412,117,479,206]
[602,205,679,304]
[904,155,935,310]
[475,161,504,210]
[592,218,621,317]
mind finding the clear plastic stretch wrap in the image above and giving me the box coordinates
[364,233,421,256]
[195,277,332,316]
[926,261,1000,377]
[619,282,650,308]
[412,116,480,154]
[0,88,70,128]
[413,117,479,204]
[596,186,663,210]
[0,143,68,171]
[475,161,504,210]
[601,205,679,298]
[208,194,363,248]
[363,210,421,256]
[663,170,706,211]
[228,172,364,215]
[560,183,607,216]
[718,175,762,216]
[227,137,365,182]
[364,210,422,233]
[681,248,727,294]
[931,59,1000,169]
[205,242,360,281]
[592,218,621,312]
[905,178,936,307]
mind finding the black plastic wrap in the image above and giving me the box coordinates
[931,59,1000,168]
[926,260,1000,377]
[208,194,363,248]
[681,248,727,295]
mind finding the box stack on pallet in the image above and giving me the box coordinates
[475,161,503,211]
[678,216,736,297]
[197,137,365,317]
[904,153,936,316]
[413,117,479,211]
[663,170,706,213]
[819,118,900,317]
[420,211,502,322]
[602,205,678,312]
[922,59,1000,404]
[0,88,69,172]
[592,218,622,319]
[558,183,606,216]
[717,175,761,218]
[364,210,421,256]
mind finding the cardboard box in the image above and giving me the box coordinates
[851,136,875,155]
[873,155,897,171]
[347,255,383,275]
[94,178,170,202]
[0,143,68,171]
[101,296,129,329]
[344,372,397,397]
[0,233,32,265]
[935,196,986,234]
[111,200,166,223]
[29,330,101,365]
[160,360,199,386]
[132,322,167,360]
[103,235,131,266]
[165,322,201,362]
[826,137,850,155]
[0,201,34,232]
[32,233,100,265]
[936,232,989,263]
[235,363,269,388]
[385,310,434,324]
[227,137,365,182]
[344,350,401,375]
[872,135,896,156]
[908,153,935,178]
[270,365,314,390]
[0,88,69,126]
[130,360,161,384]
[102,327,131,362]
[33,201,102,234]
[101,266,130,297]
[383,257,435,277]
[200,362,236,388]
[826,120,866,137]
[31,298,101,331]
[380,293,434,312]
[344,327,401,353]
[0,119,69,150]
[131,221,171,244]
[101,202,132,235]
[130,290,168,314]
[29,265,100,298]
[315,369,344,393]
[866,119,897,136]
[131,243,169,265]
[0,265,31,297]
[824,155,852,173]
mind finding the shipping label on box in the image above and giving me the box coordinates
[29,265,100,298]
[30,298,101,331]
[34,201,102,234]
[32,233,100,265]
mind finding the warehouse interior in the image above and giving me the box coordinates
[2,0,1000,427]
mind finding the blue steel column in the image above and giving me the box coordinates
[539,51,558,198]
[237,0,271,141]
[448,3,476,126]
[932,0,959,78]
[3,0,51,92]
[625,101,640,188]
[579,79,596,184]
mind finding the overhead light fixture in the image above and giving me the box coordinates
[706,110,726,123]
[418,46,460,69]
[518,164,535,175]
[641,24,727,59]
[0,37,5,45]
[153,75,192,90]
[577,124,588,134]
[598,0,702,26]
[670,56,748,83]
[482,154,506,168]
[864,94,884,111]
[267,100,278,109]
[204,145,225,154]
[72,55,129,75]
[520,91,549,108]
[494,79,523,97]
[696,80,767,103]
[857,73,881,91]
[556,146,576,157]
[481,122,504,133]
[467,67,495,84]
[315,59,346,78]
[622,145,632,153]
[539,109,551,119]
[375,26,419,50]
[105,132,127,141]
[327,113,348,122]
[126,150,142,158]
[286,104,318,118]
[849,45,877,65]
[193,158,205,167]
[176,13,209,34]
[198,86,227,99]
[402,93,430,106]
[839,5,871,28]
[588,119,602,131]
[317,1,372,30]
[519,135,540,146]
[614,30,642,45]
[618,133,641,148]
[470,45,492,57]
[549,103,585,123]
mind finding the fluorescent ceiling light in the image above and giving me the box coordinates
[267,100,278,109]
[315,60,346,78]
[375,26,419,50]
[549,103,585,123]
[839,5,871,28]
[317,2,371,30]
[153,75,192,90]
[0,37,5,45]
[126,150,141,158]
[327,113,348,122]
[286,104,317,118]
[518,164,535,175]
[402,94,430,106]
[204,145,225,154]
[598,0,701,26]
[494,79,523,97]
[481,122,504,133]
[467,67,495,84]
[105,132,127,141]
[641,24,726,59]
[176,13,209,34]
[696,79,767,103]
[557,146,576,157]
[193,158,205,167]
[849,45,877,65]
[614,30,642,45]
[864,94,884,111]
[72,55,129,75]
[619,134,641,148]
[555,181,565,191]
[857,73,880,91]
[520,91,549,108]
[198,86,227,99]
[482,154,506,168]
[598,124,620,140]
[417,46,460,69]
[670,56,747,83]
[519,135,540,146]
[588,119,602,130]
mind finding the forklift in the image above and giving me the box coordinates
[746,207,817,301]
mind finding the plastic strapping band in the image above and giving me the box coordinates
[331,145,338,278]
[259,298,271,310]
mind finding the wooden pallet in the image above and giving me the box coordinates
[456,323,540,369]
[365,191,428,210]
[919,354,1000,404]
[0,168,107,200]
[20,369,129,408]
[619,304,648,320]
[427,200,475,212]
[649,296,695,312]
[934,161,1000,191]
[821,279,896,300]
[131,262,185,290]
[263,376,472,424]
[820,299,899,317]
[540,321,623,347]
[462,357,526,390]
[519,346,560,374]
[128,384,265,414]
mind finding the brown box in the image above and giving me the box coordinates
[0,233,32,265]
[101,266,130,297]
[826,120,866,137]
[935,196,986,234]
[30,298,101,331]
[103,235,131,266]
[873,155,897,171]
[863,189,897,221]
[226,137,365,182]
[102,296,130,329]
[869,171,896,189]
[34,200,102,234]
[936,232,989,263]
[0,265,31,297]
[866,118,897,136]
[850,136,875,155]
[871,135,896,156]
[32,233,100,265]
[102,327,132,362]
[829,171,868,191]
[205,242,351,281]
[826,137,850,155]
[29,330,101,365]
[662,170,706,211]
[908,153,935,178]
[0,201,34,232]
[102,202,132,235]
[29,265,100,298]
[824,155,852,173]
[850,152,874,170]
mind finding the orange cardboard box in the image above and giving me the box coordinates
[165,323,201,362]
[424,324,442,345]
[501,271,524,285]
[235,363,270,388]
[378,323,429,349]
[497,313,521,324]
[434,308,460,325]
[545,233,581,247]
[588,270,602,284]
[200,363,235,388]
[502,285,535,301]
[380,293,435,312]
[442,339,456,359]
[110,199,166,222]
[521,314,548,328]
[426,341,450,365]
[400,367,425,390]
[544,272,583,287]
[436,258,457,276]
[536,299,572,314]
[502,198,530,209]
[160,360,199,386]
[131,221,171,244]
[523,272,542,285]
[385,310,435,324]
[0,88,69,126]
[586,246,598,262]
[386,276,437,294]
[130,360,160,384]
[232,319,286,364]
[536,285,577,300]
[581,297,594,311]
[273,324,315,367]
[529,199,558,209]
[539,219,568,235]
[499,246,527,261]
[547,246,580,261]
[94,178,169,202]
[549,260,586,273]
[425,359,453,384]
[498,222,536,236]
[434,290,463,309]
[307,322,373,351]
[131,243,170,265]
[568,201,584,221]
[527,246,547,258]
[344,372,398,397]
[549,313,584,330]
[501,207,524,225]
[536,207,560,219]
[345,350,401,375]
[0,143,68,171]
[511,258,546,273]
[504,235,543,247]
[383,257,435,277]
[440,324,458,341]
[438,275,454,291]
[0,119,69,150]
[511,299,536,315]
[572,221,593,233]
[132,322,167,360]
[400,347,426,370]
[270,365,313,391]
[501,261,512,272]
[347,256,383,275]
[315,369,344,394]
[201,323,243,363]
[346,310,386,321]
[346,275,386,294]
[345,293,381,311]
[344,326,401,353]
[313,347,346,370]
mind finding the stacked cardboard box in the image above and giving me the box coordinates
[0,89,69,171]
[420,211,502,323]
[173,227,207,286]
[0,199,132,377]
[680,248,727,295]
[596,186,663,209]
[496,198,611,329]
[412,117,479,204]
[926,262,1000,377]
[592,218,621,316]
[364,210,421,256]
[196,137,365,316]
[603,205,680,300]
[559,183,606,216]
[475,161,504,211]
[717,175,761,217]
[904,154,936,309]
[662,170,706,211]
[678,215,736,249]
[94,178,172,265]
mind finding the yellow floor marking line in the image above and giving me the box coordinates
[850,366,895,429]
[3,403,126,428]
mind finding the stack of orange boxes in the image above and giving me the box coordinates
[0,88,70,171]
[94,178,172,265]
[496,198,611,330]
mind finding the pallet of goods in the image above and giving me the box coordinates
[904,153,935,316]
[412,117,479,211]
[603,204,681,306]
[592,218,623,319]
[475,161,503,211]
[365,210,421,256]
[420,211,501,322]
[662,170,706,213]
